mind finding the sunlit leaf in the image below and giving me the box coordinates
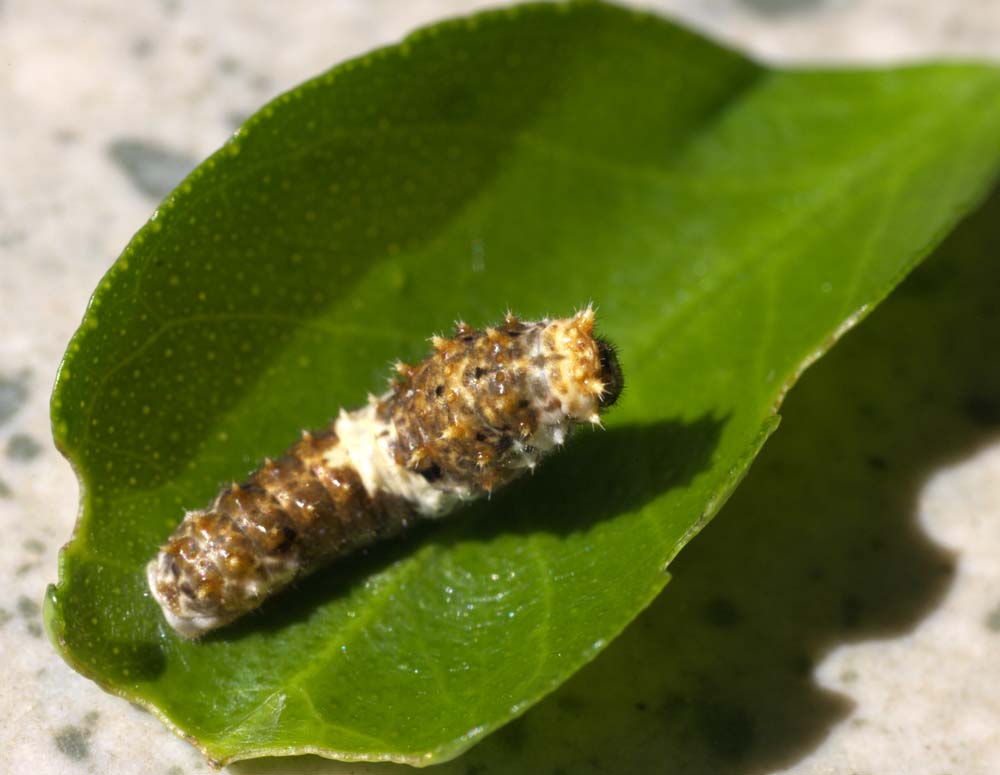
[46,2,1000,766]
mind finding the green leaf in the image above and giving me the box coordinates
[45,1,1000,767]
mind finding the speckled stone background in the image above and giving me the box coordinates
[2,1,999,774]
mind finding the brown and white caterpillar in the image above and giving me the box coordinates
[147,307,623,638]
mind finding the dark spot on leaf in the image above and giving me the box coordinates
[867,454,888,471]
[7,433,42,461]
[985,603,1000,632]
[704,596,741,628]
[962,393,1000,426]
[635,701,648,711]
[696,703,755,760]
[0,372,28,426]
[53,725,89,760]
[107,138,197,200]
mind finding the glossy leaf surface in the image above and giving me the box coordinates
[46,2,1000,766]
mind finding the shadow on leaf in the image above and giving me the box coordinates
[219,413,725,641]
[454,411,727,539]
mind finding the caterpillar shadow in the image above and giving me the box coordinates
[453,412,727,539]
[219,413,725,641]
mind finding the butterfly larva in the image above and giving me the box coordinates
[147,307,623,638]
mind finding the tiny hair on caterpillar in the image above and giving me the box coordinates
[147,306,623,638]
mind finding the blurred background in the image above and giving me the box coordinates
[2,1,999,773]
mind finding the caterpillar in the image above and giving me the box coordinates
[147,307,623,638]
